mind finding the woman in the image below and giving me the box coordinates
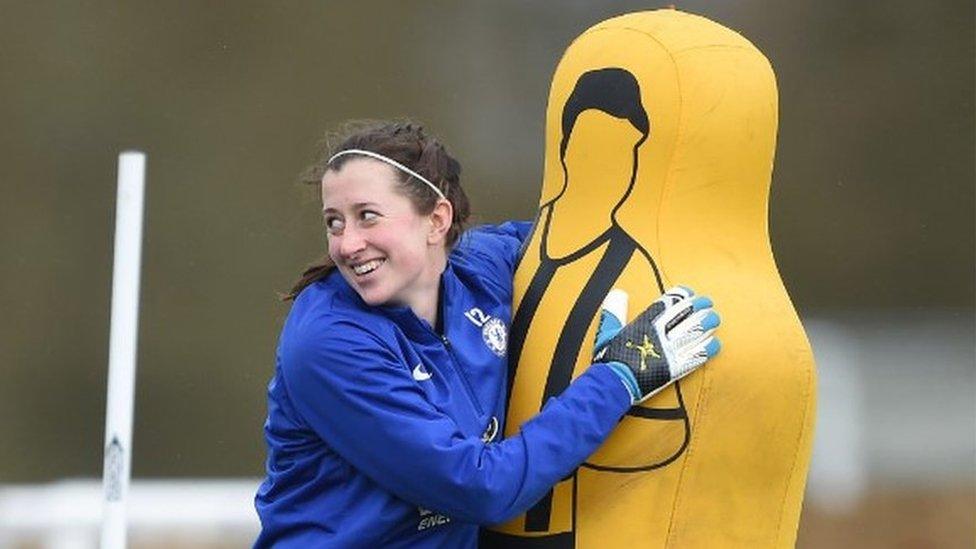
[254,121,719,547]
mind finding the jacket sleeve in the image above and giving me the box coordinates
[458,221,533,294]
[280,319,631,526]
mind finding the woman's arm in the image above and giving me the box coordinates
[280,318,631,526]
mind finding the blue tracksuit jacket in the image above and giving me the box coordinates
[254,222,631,548]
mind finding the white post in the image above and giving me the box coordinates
[101,151,146,549]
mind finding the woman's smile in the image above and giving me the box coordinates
[351,258,386,276]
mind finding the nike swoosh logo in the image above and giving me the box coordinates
[412,363,432,381]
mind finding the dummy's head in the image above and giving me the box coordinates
[560,68,649,159]
[554,69,650,211]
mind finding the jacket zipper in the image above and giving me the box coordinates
[440,334,485,415]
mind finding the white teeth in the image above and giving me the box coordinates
[352,259,384,275]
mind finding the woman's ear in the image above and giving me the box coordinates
[428,199,454,245]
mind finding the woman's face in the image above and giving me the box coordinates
[321,158,444,311]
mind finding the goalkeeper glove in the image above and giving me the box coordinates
[594,286,721,404]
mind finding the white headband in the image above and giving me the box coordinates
[327,149,446,200]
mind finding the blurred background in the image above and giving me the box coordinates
[0,1,972,547]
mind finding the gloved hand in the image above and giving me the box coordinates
[593,286,721,404]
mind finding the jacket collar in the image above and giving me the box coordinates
[333,263,458,343]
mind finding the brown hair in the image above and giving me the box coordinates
[284,120,471,301]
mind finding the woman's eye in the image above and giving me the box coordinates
[361,211,380,224]
[325,217,344,233]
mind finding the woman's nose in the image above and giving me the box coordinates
[336,228,366,258]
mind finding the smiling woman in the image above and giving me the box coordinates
[284,122,470,305]
[321,156,451,322]
[253,121,721,548]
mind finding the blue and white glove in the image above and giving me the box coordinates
[593,286,721,404]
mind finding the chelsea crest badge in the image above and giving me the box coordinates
[482,317,507,357]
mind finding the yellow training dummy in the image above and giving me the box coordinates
[483,9,817,548]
